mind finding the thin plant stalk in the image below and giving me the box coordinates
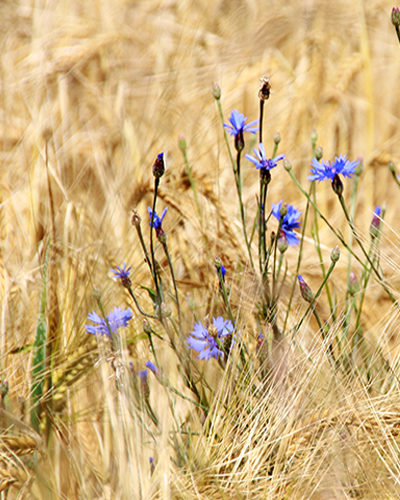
[161,240,182,330]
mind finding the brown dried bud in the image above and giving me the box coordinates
[259,76,271,101]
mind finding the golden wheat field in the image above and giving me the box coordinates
[2,0,400,498]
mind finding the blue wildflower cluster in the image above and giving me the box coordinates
[85,306,132,337]
[309,154,359,183]
[272,201,302,247]
[245,143,285,171]
[81,76,389,458]
[187,317,234,360]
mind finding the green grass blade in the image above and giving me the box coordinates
[31,241,50,433]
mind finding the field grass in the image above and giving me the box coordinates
[1,0,400,498]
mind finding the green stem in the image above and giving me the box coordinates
[292,261,337,339]
[162,241,182,330]
[283,182,313,333]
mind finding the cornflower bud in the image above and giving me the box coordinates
[389,161,396,174]
[310,129,318,144]
[277,231,288,254]
[273,132,281,145]
[369,206,382,239]
[332,174,344,196]
[349,272,359,296]
[212,82,221,100]
[279,203,288,218]
[234,131,244,153]
[149,457,155,476]
[0,380,9,399]
[152,153,165,179]
[283,159,292,171]
[315,146,323,161]
[260,168,272,185]
[355,157,363,176]
[161,302,172,318]
[330,245,340,263]
[392,6,400,27]
[131,209,141,229]
[92,287,102,301]
[258,76,271,101]
[178,134,187,152]
[298,275,314,303]
[138,370,150,400]
[143,318,152,335]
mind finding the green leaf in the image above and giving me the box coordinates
[31,241,50,433]
[139,284,158,308]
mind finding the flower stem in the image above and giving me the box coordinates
[150,178,163,314]
[161,240,182,330]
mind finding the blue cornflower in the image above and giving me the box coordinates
[148,207,167,230]
[272,201,302,247]
[245,143,285,170]
[111,263,131,280]
[85,306,132,337]
[187,317,234,361]
[223,109,259,137]
[309,154,359,183]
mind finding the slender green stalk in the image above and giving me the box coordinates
[150,178,163,313]
[283,182,313,333]
[342,172,361,337]
[217,268,235,324]
[215,99,255,270]
[311,183,334,318]
[259,99,264,145]
[292,261,337,338]
[161,240,182,329]
[134,219,154,280]
[126,285,158,319]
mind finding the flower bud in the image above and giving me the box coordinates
[277,231,288,254]
[330,245,340,263]
[298,275,314,303]
[234,131,244,153]
[369,206,382,239]
[283,159,292,172]
[152,153,165,179]
[389,161,396,174]
[149,457,155,476]
[392,6,400,27]
[178,135,187,152]
[212,82,221,100]
[279,203,288,218]
[355,157,363,176]
[258,76,271,101]
[349,272,359,296]
[143,318,152,335]
[161,302,172,318]
[131,209,141,228]
[0,380,9,399]
[332,174,343,196]
[315,146,323,161]
[310,129,318,144]
[92,287,102,301]
[273,132,281,145]
[138,370,150,400]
